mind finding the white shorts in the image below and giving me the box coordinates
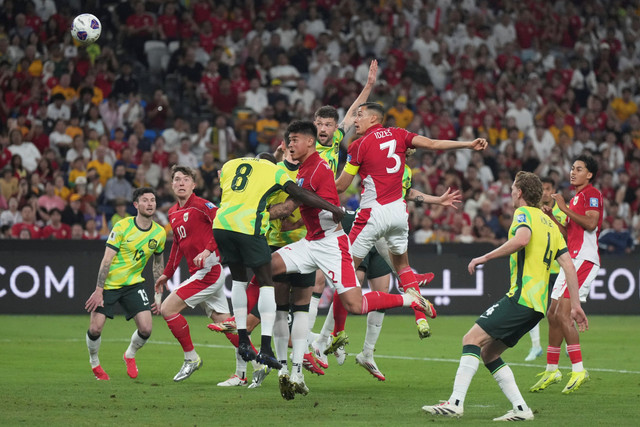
[176,259,230,317]
[276,230,358,295]
[349,199,409,259]
[551,258,599,303]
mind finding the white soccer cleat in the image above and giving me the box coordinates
[334,345,346,365]
[217,375,247,387]
[248,365,272,389]
[311,341,329,369]
[355,352,385,381]
[422,401,463,417]
[278,373,295,400]
[493,408,534,421]
[173,357,202,382]
[290,372,309,396]
[524,347,543,362]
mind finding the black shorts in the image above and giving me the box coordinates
[214,229,271,268]
[475,296,544,348]
[359,247,392,279]
[270,245,315,287]
[96,282,150,320]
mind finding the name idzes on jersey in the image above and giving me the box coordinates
[374,130,393,139]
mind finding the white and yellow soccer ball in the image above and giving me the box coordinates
[71,14,102,45]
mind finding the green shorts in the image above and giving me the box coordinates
[96,282,150,320]
[359,247,392,279]
[270,246,315,287]
[214,229,272,268]
[475,296,543,348]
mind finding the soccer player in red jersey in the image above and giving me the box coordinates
[531,155,602,394]
[154,165,232,382]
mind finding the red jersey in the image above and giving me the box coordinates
[11,223,42,239]
[42,224,71,239]
[127,13,155,36]
[158,14,179,39]
[298,152,340,241]
[164,193,219,277]
[566,184,603,265]
[346,124,417,208]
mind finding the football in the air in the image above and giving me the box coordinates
[71,14,102,45]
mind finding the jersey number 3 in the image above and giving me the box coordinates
[380,139,401,174]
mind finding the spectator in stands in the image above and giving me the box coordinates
[109,198,131,226]
[114,147,138,182]
[387,95,415,129]
[162,117,189,153]
[61,194,85,227]
[11,203,41,238]
[46,93,70,123]
[41,208,71,239]
[118,93,144,131]
[0,196,21,227]
[506,95,534,133]
[86,146,113,187]
[599,217,634,254]
[145,89,173,132]
[70,223,84,240]
[104,164,133,208]
[0,167,18,201]
[175,137,198,169]
[8,129,40,173]
[66,135,91,164]
[49,119,73,157]
[37,181,65,219]
[138,151,161,188]
[83,217,101,240]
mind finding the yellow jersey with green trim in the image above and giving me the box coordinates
[105,217,166,290]
[266,160,307,247]
[213,157,295,236]
[507,206,568,314]
[549,202,568,274]
[316,128,344,177]
[402,165,412,198]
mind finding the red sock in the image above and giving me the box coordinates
[165,314,194,352]
[247,276,260,313]
[398,266,424,321]
[225,332,239,348]
[332,290,348,335]
[361,292,403,314]
[547,346,561,365]
[567,344,582,364]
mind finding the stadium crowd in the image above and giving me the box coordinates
[0,0,638,254]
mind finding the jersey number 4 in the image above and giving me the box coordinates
[380,140,401,173]
[542,232,554,270]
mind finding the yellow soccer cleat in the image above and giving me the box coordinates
[562,370,589,394]
[530,369,562,392]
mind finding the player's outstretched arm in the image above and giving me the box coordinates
[557,252,589,332]
[335,169,356,194]
[85,247,117,312]
[468,226,531,274]
[411,135,488,151]
[269,198,300,220]
[283,181,345,222]
[340,59,378,134]
[406,187,462,208]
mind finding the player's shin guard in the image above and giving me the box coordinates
[258,286,276,337]
[125,329,149,358]
[225,331,240,347]
[487,358,529,411]
[363,310,384,355]
[398,266,424,321]
[164,313,195,353]
[273,307,290,367]
[449,345,481,407]
[231,280,249,331]
[332,290,348,334]
[361,291,404,313]
[246,276,260,314]
[546,346,561,371]
[86,330,101,368]
[291,306,309,375]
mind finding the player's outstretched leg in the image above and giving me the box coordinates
[86,330,110,380]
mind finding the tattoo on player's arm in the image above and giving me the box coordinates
[153,253,164,282]
[96,263,109,289]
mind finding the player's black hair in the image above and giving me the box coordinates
[574,154,598,181]
[133,187,157,202]
[286,120,318,140]
[256,152,277,164]
[358,102,385,121]
[314,105,339,122]
[540,177,556,187]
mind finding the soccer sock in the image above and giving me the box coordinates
[486,358,529,412]
[361,291,404,313]
[164,314,197,360]
[231,280,248,332]
[225,332,239,348]
[273,307,290,368]
[258,286,276,337]
[86,330,101,368]
[567,344,584,372]
[398,266,424,322]
[318,303,334,344]
[529,324,541,348]
[291,309,309,376]
[125,329,149,359]
[332,290,347,335]
[546,345,561,371]
[307,293,321,341]
[235,347,247,379]
[246,276,260,314]
[363,310,385,357]
[449,345,481,407]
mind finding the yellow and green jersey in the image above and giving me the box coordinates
[105,217,166,290]
[402,165,412,198]
[316,128,344,177]
[507,206,568,314]
[549,202,568,275]
[266,160,307,247]
[213,157,294,236]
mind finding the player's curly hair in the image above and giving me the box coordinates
[514,171,543,208]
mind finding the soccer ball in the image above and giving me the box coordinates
[71,14,102,45]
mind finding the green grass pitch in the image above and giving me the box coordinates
[1,314,638,426]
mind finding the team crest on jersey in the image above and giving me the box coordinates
[572,196,579,206]
[148,239,158,250]
[516,214,526,223]
[205,202,215,209]
[297,178,304,187]
[183,212,189,222]
[589,197,599,207]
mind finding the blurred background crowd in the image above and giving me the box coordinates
[0,0,638,255]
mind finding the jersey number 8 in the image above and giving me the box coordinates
[231,163,253,192]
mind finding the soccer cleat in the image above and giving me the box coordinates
[173,357,202,382]
[406,288,437,318]
[256,350,283,370]
[529,369,562,392]
[311,341,329,369]
[562,370,589,394]
[524,346,543,362]
[290,373,309,396]
[355,352,385,381]
[278,373,295,400]
[422,401,463,417]
[238,341,257,362]
[302,352,325,375]
[123,353,138,378]
[417,318,431,339]
[334,346,346,365]
[416,272,435,286]
[92,365,110,380]
[217,375,247,387]
[493,408,534,421]
[207,317,237,333]
[248,365,272,389]
[324,330,349,355]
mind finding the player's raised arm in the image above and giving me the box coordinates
[406,187,462,208]
[411,135,488,152]
[468,226,531,274]
[340,59,378,134]
[283,181,345,223]
[85,247,117,312]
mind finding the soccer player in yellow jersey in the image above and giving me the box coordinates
[213,154,344,369]
[422,172,587,421]
[84,187,166,380]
